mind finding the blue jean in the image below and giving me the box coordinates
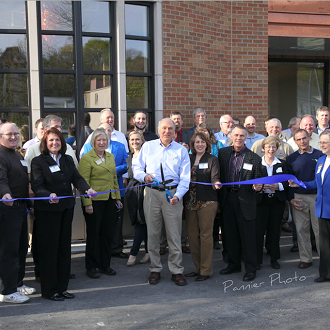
[130,223,148,256]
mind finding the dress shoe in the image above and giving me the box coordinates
[159,247,167,255]
[298,262,312,269]
[290,244,299,252]
[271,261,281,269]
[171,274,187,286]
[99,267,116,275]
[243,272,256,281]
[314,277,330,283]
[61,291,75,299]
[185,271,199,277]
[139,253,150,264]
[195,275,209,281]
[182,246,190,254]
[213,241,221,250]
[220,267,241,275]
[148,272,160,285]
[69,274,75,279]
[126,255,136,267]
[86,268,100,279]
[112,252,129,259]
[48,293,64,301]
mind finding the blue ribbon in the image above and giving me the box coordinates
[0,174,305,202]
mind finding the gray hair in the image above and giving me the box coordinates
[192,108,206,118]
[100,108,114,116]
[267,118,282,128]
[301,114,315,123]
[320,129,330,139]
[43,115,62,129]
[288,116,301,128]
[0,122,18,134]
[158,118,175,130]
[90,128,109,149]
[316,106,330,117]
[231,124,248,137]
[220,114,233,125]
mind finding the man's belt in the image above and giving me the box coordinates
[148,185,178,191]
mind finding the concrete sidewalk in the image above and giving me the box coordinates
[1,232,328,330]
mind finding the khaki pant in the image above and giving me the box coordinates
[292,193,319,263]
[144,187,184,274]
[185,202,218,276]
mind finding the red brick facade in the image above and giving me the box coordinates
[162,1,268,132]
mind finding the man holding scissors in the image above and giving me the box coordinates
[132,118,190,286]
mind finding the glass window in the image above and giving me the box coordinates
[83,37,110,71]
[0,112,29,129]
[0,73,28,108]
[40,1,73,31]
[126,40,148,73]
[269,61,325,122]
[0,2,26,29]
[0,34,27,69]
[42,35,74,70]
[84,75,111,108]
[44,112,75,138]
[126,76,149,109]
[43,74,75,108]
[82,1,110,33]
[125,4,148,37]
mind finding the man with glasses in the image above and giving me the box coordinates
[0,123,35,304]
[215,115,234,147]
[187,108,207,134]
[287,129,323,269]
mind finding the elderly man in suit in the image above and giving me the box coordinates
[218,125,262,281]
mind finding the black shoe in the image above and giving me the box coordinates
[243,272,256,281]
[86,268,100,279]
[195,275,209,281]
[185,271,199,277]
[220,267,241,275]
[290,244,299,252]
[271,261,281,269]
[213,241,221,250]
[99,267,116,275]
[47,293,64,301]
[314,277,330,283]
[69,274,75,279]
[61,291,75,299]
[112,252,129,259]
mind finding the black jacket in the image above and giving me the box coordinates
[218,146,262,220]
[256,159,289,204]
[31,154,90,212]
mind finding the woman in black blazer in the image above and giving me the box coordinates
[184,132,221,281]
[256,136,288,270]
[31,128,95,301]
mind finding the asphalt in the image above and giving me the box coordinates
[0,232,329,330]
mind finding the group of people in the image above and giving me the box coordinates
[1,105,330,305]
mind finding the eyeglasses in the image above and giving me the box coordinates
[1,132,20,137]
[320,141,330,145]
[264,146,277,150]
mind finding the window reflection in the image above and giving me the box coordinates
[0,1,26,29]
[126,40,148,73]
[0,112,29,131]
[82,1,110,33]
[83,37,110,71]
[0,34,27,69]
[41,1,73,31]
[84,75,111,108]
[0,74,28,108]
[125,4,148,36]
[42,35,73,70]
[43,74,75,108]
[126,76,149,108]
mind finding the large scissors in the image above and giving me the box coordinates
[152,163,174,204]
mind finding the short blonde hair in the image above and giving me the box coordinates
[90,128,109,149]
[262,136,280,150]
[128,130,145,152]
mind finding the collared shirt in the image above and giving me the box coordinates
[318,125,329,135]
[298,146,314,155]
[261,156,284,193]
[132,139,190,200]
[214,130,228,147]
[228,146,246,185]
[23,136,40,150]
[49,153,62,166]
[245,133,265,149]
[287,133,320,152]
[175,129,183,143]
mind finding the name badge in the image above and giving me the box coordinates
[317,164,323,174]
[199,163,208,169]
[243,163,253,171]
[95,159,102,165]
[20,160,28,167]
[49,165,60,173]
[276,167,283,173]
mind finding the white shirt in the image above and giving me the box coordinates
[23,136,40,150]
[321,157,330,183]
[132,139,190,200]
[261,156,284,193]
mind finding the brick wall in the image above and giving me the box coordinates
[162,1,268,133]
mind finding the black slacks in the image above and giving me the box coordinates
[223,191,257,273]
[83,198,117,270]
[0,201,28,295]
[111,198,125,254]
[318,217,330,279]
[35,207,74,298]
[256,194,285,265]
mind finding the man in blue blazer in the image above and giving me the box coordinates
[81,123,129,258]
